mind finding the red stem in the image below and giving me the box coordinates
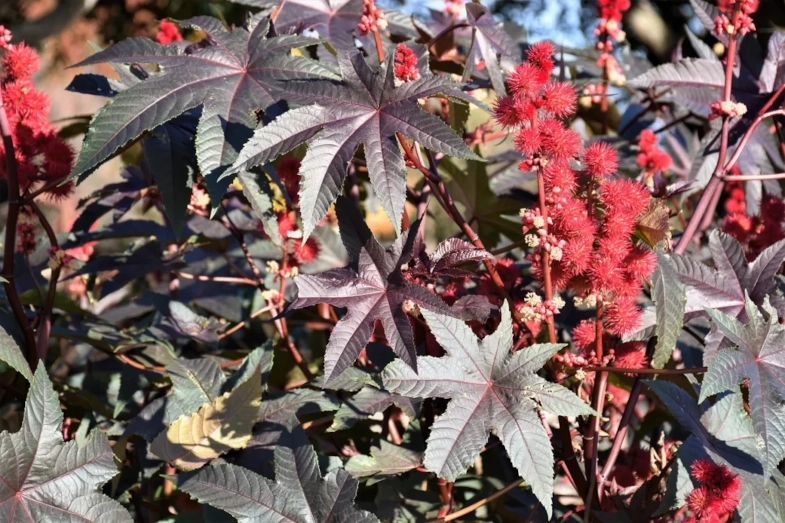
[0,86,37,366]
[674,34,739,254]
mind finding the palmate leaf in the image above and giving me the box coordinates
[289,197,456,383]
[0,365,132,522]
[232,50,482,237]
[0,315,32,382]
[700,295,785,474]
[648,381,785,521]
[382,302,594,519]
[151,361,263,470]
[69,16,335,190]
[411,237,492,279]
[669,230,785,361]
[463,3,521,96]
[651,253,686,368]
[177,427,379,522]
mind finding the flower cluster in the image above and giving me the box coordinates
[714,0,758,37]
[393,44,421,85]
[637,129,672,185]
[496,41,656,342]
[709,99,747,121]
[358,0,387,36]
[685,459,742,523]
[156,20,183,45]
[722,182,785,259]
[518,292,565,323]
[0,28,75,202]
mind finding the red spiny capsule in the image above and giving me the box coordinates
[538,82,577,118]
[583,141,618,178]
[604,298,642,336]
[3,43,39,81]
[526,41,556,76]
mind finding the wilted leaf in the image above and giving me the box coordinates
[345,440,423,479]
[151,363,262,470]
[635,199,671,248]
[0,365,132,522]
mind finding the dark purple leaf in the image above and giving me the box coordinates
[70,16,334,186]
[233,51,482,237]
[669,230,785,361]
[451,294,496,322]
[289,197,456,383]
[463,3,521,95]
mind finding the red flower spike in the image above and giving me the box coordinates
[685,459,742,522]
[572,319,597,350]
[157,20,183,45]
[583,141,618,178]
[0,25,12,50]
[277,155,301,204]
[493,96,520,128]
[623,245,657,282]
[45,180,75,201]
[294,237,321,264]
[613,341,648,370]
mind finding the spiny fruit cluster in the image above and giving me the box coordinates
[494,41,657,345]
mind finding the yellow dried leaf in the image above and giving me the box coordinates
[635,199,672,248]
[151,365,261,471]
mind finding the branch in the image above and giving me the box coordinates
[28,201,60,363]
[582,365,707,375]
[439,478,523,522]
[396,134,533,341]
[719,172,785,181]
